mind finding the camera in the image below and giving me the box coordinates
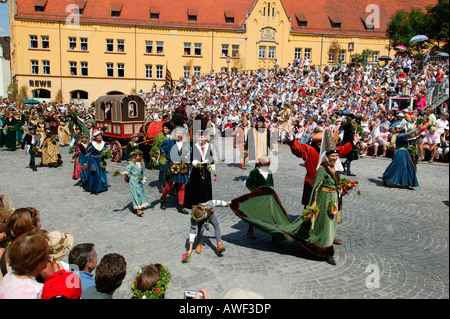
[184,290,203,299]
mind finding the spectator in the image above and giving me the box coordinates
[81,253,126,299]
[68,243,98,292]
[0,231,52,299]
[130,263,171,299]
[419,126,441,162]
[41,270,82,299]
[40,231,74,281]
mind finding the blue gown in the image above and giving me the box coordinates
[159,139,190,185]
[382,130,419,187]
[79,141,109,193]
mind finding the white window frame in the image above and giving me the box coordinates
[145,64,153,78]
[42,60,50,75]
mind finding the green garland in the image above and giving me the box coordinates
[131,265,171,299]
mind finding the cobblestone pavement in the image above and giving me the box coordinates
[1,139,448,299]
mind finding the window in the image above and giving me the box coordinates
[106,39,114,52]
[232,45,239,57]
[70,62,77,75]
[145,41,153,54]
[295,48,302,59]
[42,60,50,75]
[69,37,77,50]
[226,17,234,24]
[183,66,190,78]
[117,63,124,77]
[41,36,49,49]
[304,48,312,60]
[106,63,114,77]
[193,66,201,77]
[194,43,202,56]
[332,22,341,29]
[268,47,276,59]
[221,67,228,74]
[111,10,121,17]
[30,35,38,48]
[188,14,197,22]
[81,62,88,76]
[184,43,191,56]
[339,50,346,62]
[328,52,336,63]
[156,65,163,79]
[150,13,159,20]
[117,40,125,52]
[372,51,379,63]
[156,42,164,55]
[145,65,153,78]
[221,44,229,57]
[31,60,39,74]
[259,46,266,58]
[80,38,88,51]
[128,101,138,118]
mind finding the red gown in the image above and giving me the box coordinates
[72,143,87,180]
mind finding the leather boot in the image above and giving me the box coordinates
[195,243,202,254]
[217,242,226,254]
[177,204,189,214]
[160,200,166,210]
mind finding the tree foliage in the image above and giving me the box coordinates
[386,0,449,54]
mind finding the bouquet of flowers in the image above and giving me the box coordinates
[81,164,87,171]
[149,149,160,166]
[100,160,107,170]
[182,252,191,263]
[131,265,171,299]
[206,164,217,181]
[170,163,181,175]
[339,178,360,196]
[112,169,121,177]
[101,149,112,159]
[69,147,75,154]
[302,205,319,230]
[180,163,189,174]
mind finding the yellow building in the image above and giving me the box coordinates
[9,0,436,104]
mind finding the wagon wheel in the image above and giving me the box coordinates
[110,140,123,162]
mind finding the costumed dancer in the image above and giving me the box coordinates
[21,125,40,171]
[120,149,148,217]
[283,123,358,208]
[79,129,109,194]
[1,111,18,151]
[244,155,274,239]
[72,134,88,182]
[245,115,277,166]
[57,116,71,147]
[341,114,359,176]
[150,121,172,192]
[382,127,419,189]
[234,116,251,169]
[184,124,215,209]
[187,200,228,257]
[159,126,191,214]
[297,129,345,265]
[0,111,5,148]
[41,122,63,167]
[69,126,83,163]
[126,134,140,162]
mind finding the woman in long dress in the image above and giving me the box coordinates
[79,129,108,194]
[72,134,88,181]
[382,127,419,189]
[184,130,215,209]
[121,149,148,217]
[41,123,63,167]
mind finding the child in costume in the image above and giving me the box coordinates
[187,200,229,257]
[21,125,40,171]
[120,149,148,216]
[244,155,274,238]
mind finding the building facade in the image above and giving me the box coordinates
[9,0,436,104]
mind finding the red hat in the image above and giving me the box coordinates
[41,270,82,299]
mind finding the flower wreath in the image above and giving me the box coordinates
[191,204,209,222]
[131,265,171,299]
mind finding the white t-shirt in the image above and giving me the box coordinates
[0,271,43,299]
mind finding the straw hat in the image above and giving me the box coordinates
[47,231,74,260]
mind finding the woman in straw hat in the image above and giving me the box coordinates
[120,149,148,217]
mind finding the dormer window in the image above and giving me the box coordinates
[295,13,307,28]
[188,8,197,22]
[111,3,123,17]
[361,18,374,30]
[329,16,341,29]
[74,0,87,15]
[34,0,48,12]
[150,7,160,20]
[224,11,235,24]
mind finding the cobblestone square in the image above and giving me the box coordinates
[1,139,448,299]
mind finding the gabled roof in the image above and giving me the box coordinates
[14,0,437,36]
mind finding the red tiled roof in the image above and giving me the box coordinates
[15,0,437,36]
